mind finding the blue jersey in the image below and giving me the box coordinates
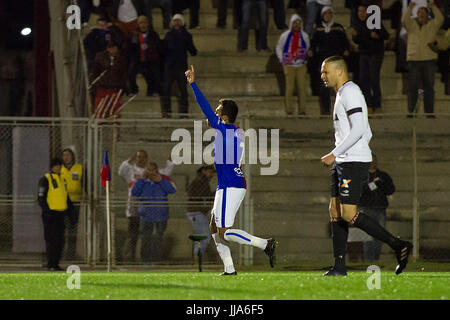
[191,82,246,190]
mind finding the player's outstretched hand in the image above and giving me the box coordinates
[185,65,195,84]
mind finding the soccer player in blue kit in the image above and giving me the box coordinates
[185,65,277,275]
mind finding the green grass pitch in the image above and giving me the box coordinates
[0,271,449,300]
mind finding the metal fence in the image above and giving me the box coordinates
[0,115,449,269]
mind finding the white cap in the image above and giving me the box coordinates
[171,14,185,26]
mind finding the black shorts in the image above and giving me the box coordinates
[330,161,370,205]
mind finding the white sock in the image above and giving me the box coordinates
[224,229,268,250]
[212,233,235,273]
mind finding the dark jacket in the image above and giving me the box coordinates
[360,169,395,209]
[93,50,128,90]
[84,26,126,64]
[311,22,350,60]
[163,27,197,71]
[187,173,215,214]
[353,18,389,55]
[129,29,162,64]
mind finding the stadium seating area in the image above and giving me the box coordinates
[84,0,450,264]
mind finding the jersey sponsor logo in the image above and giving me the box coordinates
[234,167,244,177]
[341,179,351,188]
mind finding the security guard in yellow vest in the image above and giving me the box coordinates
[38,158,73,271]
[61,148,83,260]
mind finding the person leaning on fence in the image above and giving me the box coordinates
[38,158,74,271]
[186,165,216,261]
[118,150,175,261]
[131,162,176,263]
[92,41,127,117]
[402,1,444,117]
[358,153,395,262]
[60,148,84,261]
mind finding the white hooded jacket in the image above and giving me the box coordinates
[276,14,310,67]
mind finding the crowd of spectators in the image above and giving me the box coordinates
[80,0,449,117]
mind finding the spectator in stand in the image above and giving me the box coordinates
[217,0,242,29]
[92,41,127,117]
[402,1,444,117]
[78,0,93,27]
[186,165,216,261]
[238,0,269,52]
[345,0,361,29]
[308,6,350,115]
[352,3,389,114]
[142,0,172,29]
[131,162,176,262]
[161,14,198,118]
[270,0,289,30]
[276,14,310,115]
[84,17,126,71]
[358,154,395,262]
[118,150,175,261]
[128,15,163,96]
[111,0,144,37]
[304,0,331,37]
[173,0,200,29]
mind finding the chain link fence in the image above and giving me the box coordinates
[0,115,448,268]
[0,118,89,265]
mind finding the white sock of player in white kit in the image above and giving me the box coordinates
[224,229,268,250]
[212,233,235,273]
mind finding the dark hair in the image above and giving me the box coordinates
[147,162,158,169]
[62,148,76,163]
[50,157,62,168]
[106,40,118,48]
[323,55,348,73]
[197,165,216,174]
[219,99,238,123]
[97,16,108,23]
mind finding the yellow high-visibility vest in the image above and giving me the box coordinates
[61,163,83,201]
[44,173,68,211]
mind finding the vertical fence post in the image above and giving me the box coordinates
[86,118,93,266]
[412,120,419,261]
[92,119,99,266]
[241,115,253,266]
[110,116,119,268]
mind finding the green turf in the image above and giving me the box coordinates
[0,271,449,300]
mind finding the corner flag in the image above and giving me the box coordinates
[100,151,111,187]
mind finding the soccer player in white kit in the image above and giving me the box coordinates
[186,65,277,275]
[320,56,413,276]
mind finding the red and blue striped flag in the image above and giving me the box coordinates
[100,151,111,187]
